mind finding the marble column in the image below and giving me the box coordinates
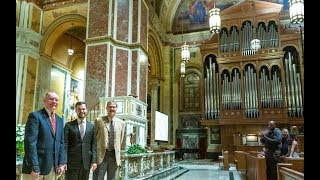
[16,0,43,123]
[149,79,160,147]
[85,0,149,109]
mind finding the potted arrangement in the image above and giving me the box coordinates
[16,124,25,160]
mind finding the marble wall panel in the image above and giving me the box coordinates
[88,0,109,38]
[86,45,107,109]
[22,57,37,124]
[35,57,52,111]
[108,46,114,97]
[131,51,138,96]
[132,0,139,43]
[116,0,129,42]
[50,66,66,117]
[31,5,41,33]
[140,1,148,50]
[114,49,128,96]
[139,56,147,103]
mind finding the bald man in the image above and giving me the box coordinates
[259,121,282,180]
[22,92,67,180]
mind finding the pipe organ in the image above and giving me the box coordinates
[202,20,304,122]
[199,0,303,154]
[284,51,303,117]
[204,56,219,120]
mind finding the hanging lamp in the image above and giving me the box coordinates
[68,34,74,56]
[209,0,221,34]
[289,0,304,24]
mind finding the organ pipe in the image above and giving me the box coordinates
[285,52,303,117]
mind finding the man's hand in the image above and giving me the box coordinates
[90,163,97,172]
[57,164,67,175]
[31,170,40,180]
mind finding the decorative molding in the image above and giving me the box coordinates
[84,36,148,56]
[16,27,43,55]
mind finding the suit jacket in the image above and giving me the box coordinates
[94,116,125,166]
[22,108,67,175]
[64,119,97,170]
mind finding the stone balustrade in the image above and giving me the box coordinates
[119,151,175,179]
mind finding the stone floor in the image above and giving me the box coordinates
[159,159,246,180]
[18,159,246,180]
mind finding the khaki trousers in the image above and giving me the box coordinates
[22,167,62,180]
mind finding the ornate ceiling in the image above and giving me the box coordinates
[40,0,291,37]
[151,0,290,34]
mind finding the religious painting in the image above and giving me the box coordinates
[68,78,80,121]
[179,115,201,129]
[210,127,221,144]
[50,66,66,118]
[172,0,292,34]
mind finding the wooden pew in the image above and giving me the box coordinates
[282,157,304,173]
[234,151,249,172]
[246,152,267,180]
[277,163,304,180]
[223,151,235,170]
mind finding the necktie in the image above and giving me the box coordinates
[50,112,56,135]
[108,120,114,150]
[80,121,85,139]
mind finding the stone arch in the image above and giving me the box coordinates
[40,14,86,58]
[148,28,163,95]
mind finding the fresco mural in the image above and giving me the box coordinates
[172,0,291,34]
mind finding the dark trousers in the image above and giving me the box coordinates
[265,149,281,180]
[65,166,90,180]
[93,150,118,180]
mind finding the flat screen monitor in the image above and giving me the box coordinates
[155,111,168,142]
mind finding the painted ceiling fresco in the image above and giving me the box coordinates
[171,0,290,34]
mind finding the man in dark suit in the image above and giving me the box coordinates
[259,120,282,180]
[22,92,67,179]
[64,101,97,180]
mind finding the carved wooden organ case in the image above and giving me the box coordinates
[199,1,304,126]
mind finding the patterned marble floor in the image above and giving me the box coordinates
[86,159,246,180]
[160,159,246,180]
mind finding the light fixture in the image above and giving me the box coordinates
[67,34,74,56]
[250,39,261,52]
[209,0,221,34]
[180,4,190,78]
[180,61,186,78]
[288,0,304,60]
[181,43,190,63]
[289,0,304,24]
[250,29,261,52]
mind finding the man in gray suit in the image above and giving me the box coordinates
[64,101,97,180]
[22,92,67,180]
